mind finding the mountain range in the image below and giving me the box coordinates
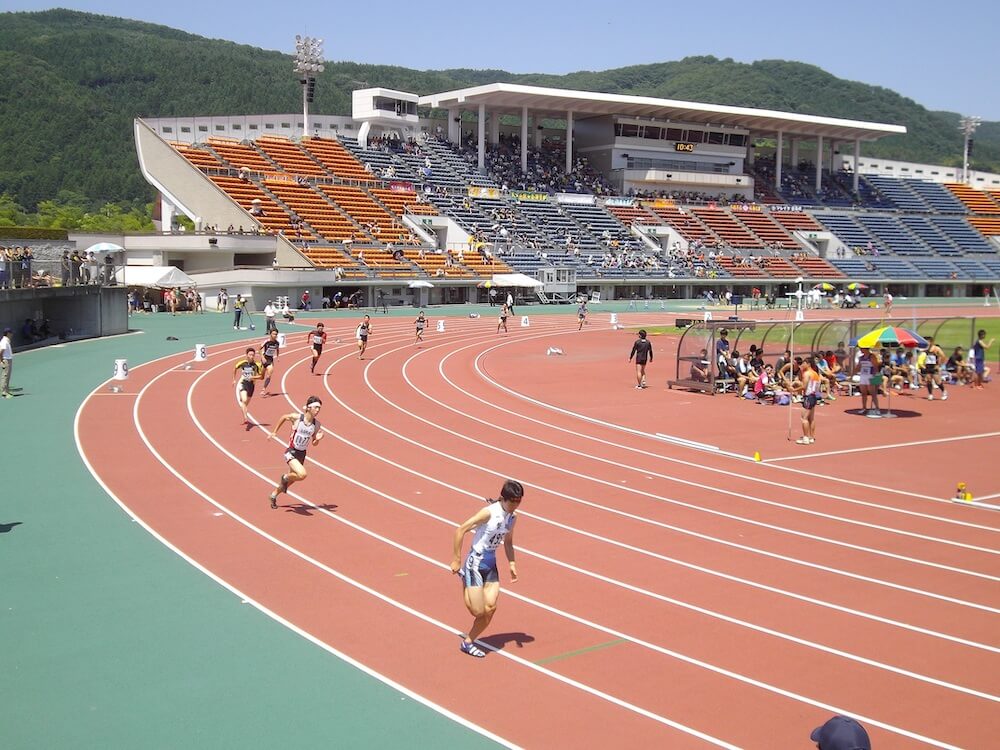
[1,8,997,214]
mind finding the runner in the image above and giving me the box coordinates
[577,299,588,330]
[259,329,280,395]
[267,396,324,509]
[356,314,372,360]
[922,336,948,401]
[796,356,822,444]
[497,303,509,334]
[628,329,653,389]
[450,479,524,658]
[414,310,427,345]
[308,322,327,374]
[232,347,264,427]
[883,289,894,315]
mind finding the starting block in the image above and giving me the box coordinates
[521,316,530,327]
[546,347,564,356]
[436,320,445,332]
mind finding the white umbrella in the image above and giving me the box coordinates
[408,280,434,289]
[85,242,125,254]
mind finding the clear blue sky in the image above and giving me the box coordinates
[7,1,999,120]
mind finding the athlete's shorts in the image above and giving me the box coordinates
[283,447,307,464]
[634,358,648,366]
[312,344,323,356]
[922,365,938,376]
[975,359,985,374]
[359,334,368,342]
[461,551,499,588]
[803,393,818,409]
[237,380,255,399]
[262,355,274,368]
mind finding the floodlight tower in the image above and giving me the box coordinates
[293,35,325,137]
[959,115,981,185]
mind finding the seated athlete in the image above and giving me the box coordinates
[233,347,264,427]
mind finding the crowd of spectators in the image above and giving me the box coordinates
[1,246,36,289]
[469,135,615,196]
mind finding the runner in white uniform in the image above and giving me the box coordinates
[268,396,323,509]
[450,479,524,658]
[856,347,881,417]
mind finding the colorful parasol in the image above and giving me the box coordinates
[851,326,928,349]
[813,282,835,291]
[476,280,493,288]
[847,282,869,291]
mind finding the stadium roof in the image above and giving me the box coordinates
[420,83,906,142]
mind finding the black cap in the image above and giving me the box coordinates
[810,716,871,750]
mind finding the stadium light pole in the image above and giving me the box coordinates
[293,35,325,137]
[959,115,981,185]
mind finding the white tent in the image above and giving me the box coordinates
[491,272,543,288]
[115,265,195,288]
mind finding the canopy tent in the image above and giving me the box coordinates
[115,265,195,288]
[491,273,543,288]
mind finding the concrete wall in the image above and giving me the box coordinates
[0,286,127,344]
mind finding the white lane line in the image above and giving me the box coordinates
[764,431,1000,462]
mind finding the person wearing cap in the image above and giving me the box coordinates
[810,715,871,750]
[0,327,14,398]
[628,329,653,389]
[268,396,324,509]
[263,299,277,333]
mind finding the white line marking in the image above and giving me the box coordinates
[764,431,1000,463]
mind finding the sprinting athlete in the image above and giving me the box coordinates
[415,310,427,345]
[922,336,948,401]
[451,479,524,658]
[259,329,280,395]
[628,329,653,389]
[497,303,509,334]
[268,396,324,509]
[577,300,588,330]
[357,314,372,359]
[308,322,327,374]
[232,347,264,427]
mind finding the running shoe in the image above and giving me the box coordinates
[941,391,948,401]
[460,640,487,658]
[795,437,811,445]
[269,492,278,510]
[927,394,934,400]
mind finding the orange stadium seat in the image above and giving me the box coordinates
[255,136,329,177]
[300,137,376,183]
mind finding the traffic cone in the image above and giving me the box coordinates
[753,451,761,462]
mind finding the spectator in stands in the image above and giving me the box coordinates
[87,252,100,285]
[59,251,70,287]
[104,254,116,285]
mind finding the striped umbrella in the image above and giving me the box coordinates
[851,326,928,349]
[847,282,869,291]
[812,282,835,291]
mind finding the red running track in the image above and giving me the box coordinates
[77,315,1000,748]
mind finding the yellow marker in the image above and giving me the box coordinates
[753,451,762,462]
[964,492,974,502]
[955,482,967,500]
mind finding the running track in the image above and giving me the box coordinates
[76,315,1000,748]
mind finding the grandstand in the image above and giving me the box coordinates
[130,83,1000,305]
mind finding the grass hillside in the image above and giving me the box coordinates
[0,9,996,214]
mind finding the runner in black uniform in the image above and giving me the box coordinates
[923,336,948,401]
[308,322,327,374]
[232,347,264,427]
[268,396,324,509]
[260,329,280,395]
[357,314,372,360]
[414,310,427,345]
[628,329,653,389]
[497,303,509,334]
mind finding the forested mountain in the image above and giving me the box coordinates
[1,8,996,219]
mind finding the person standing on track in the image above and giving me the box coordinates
[357,314,372,359]
[268,396,324,509]
[308,322,327,374]
[232,294,245,330]
[450,479,524,658]
[263,299,277,333]
[856,347,881,417]
[922,336,948,401]
[260,329,280,396]
[497,303,509,334]
[628,329,653,389]
[414,310,427,345]
[577,299,588,330]
[972,329,995,389]
[797,356,821,445]
[232,347,264,427]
